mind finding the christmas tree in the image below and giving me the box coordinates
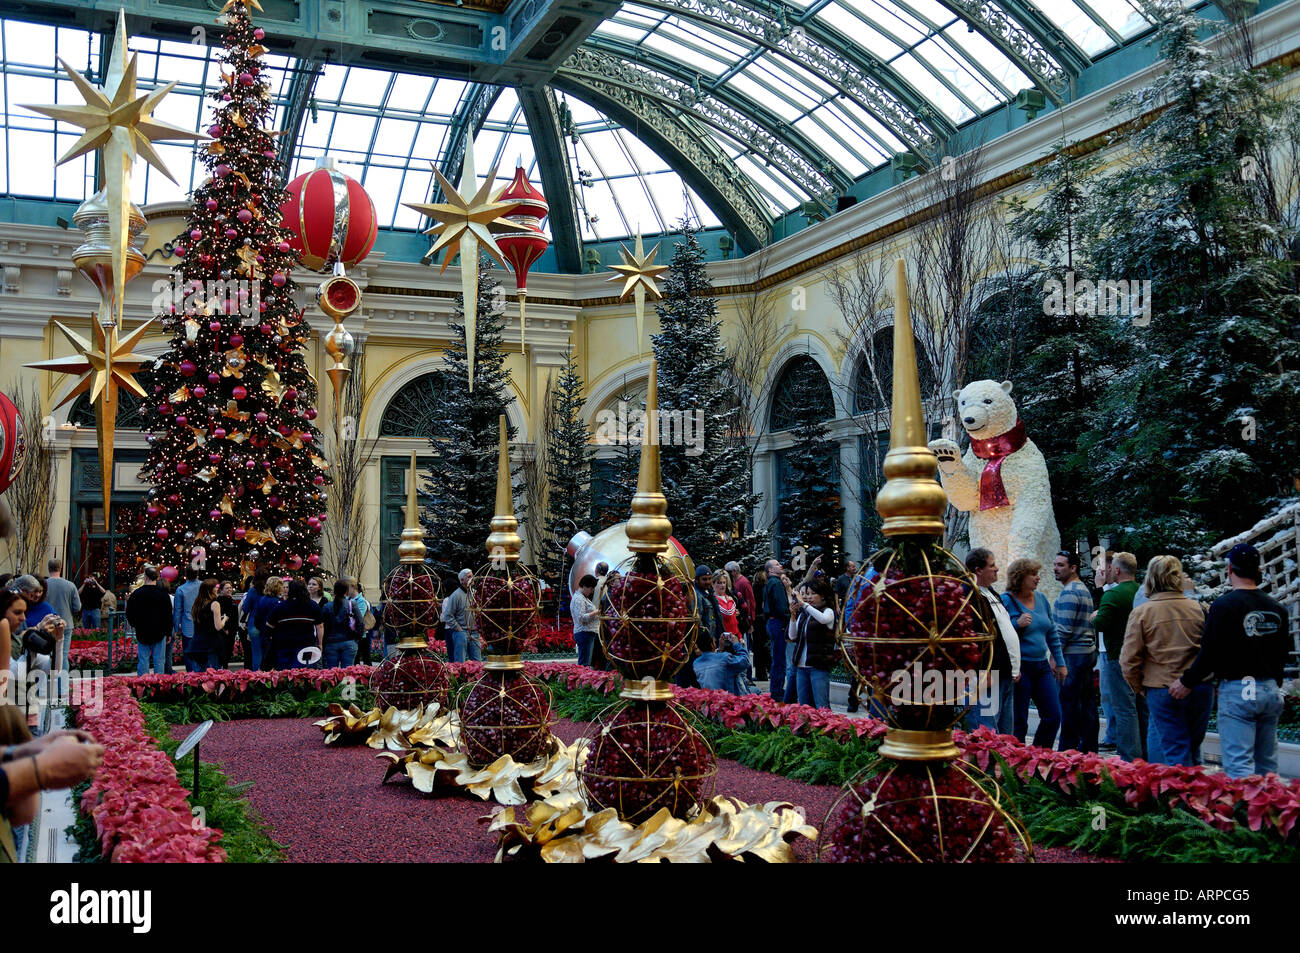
[543,349,592,578]
[777,359,844,569]
[421,258,518,581]
[1077,5,1300,551]
[651,220,768,568]
[141,0,328,579]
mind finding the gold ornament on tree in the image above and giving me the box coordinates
[404,136,529,391]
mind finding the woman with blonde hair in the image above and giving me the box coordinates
[1120,556,1210,766]
[1001,558,1065,748]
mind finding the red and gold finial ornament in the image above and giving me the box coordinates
[0,390,26,496]
[820,258,1031,863]
[496,164,550,349]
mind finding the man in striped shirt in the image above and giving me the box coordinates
[1053,550,1098,752]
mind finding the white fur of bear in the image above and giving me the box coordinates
[928,380,1062,603]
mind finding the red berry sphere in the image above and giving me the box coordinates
[819,761,1022,863]
[579,702,716,825]
[602,568,696,682]
[470,571,539,658]
[370,647,449,713]
[458,670,552,767]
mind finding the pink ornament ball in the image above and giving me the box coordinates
[180,361,197,376]
[160,566,179,583]
[277,241,290,253]
[147,505,159,517]
[230,333,244,347]
[308,554,320,566]
[254,28,265,39]
[245,460,256,470]
[300,432,313,444]
[304,407,317,421]
[208,372,221,384]
[157,527,169,539]
[190,228,202,241]
[288,555,303,570]
[238,72,254,85]
[232,385,247,400]
[215,164,231,178]
[312,475,324,486]
[255,412,269,424]
[234,527,247,539]
[213,427,227,439]
[237,209,253,224]
[307,516,322,531]
[250,508,262,518]
[272,272,287,287]
[193,386,206,398]
[174,246,186,257]
[176,462,190,476]
[210,509,222,520]
[206,199,219,211]
[208,453,221,464]
[268,496,281,508]
[209,124,223,138]
[175,415,187,426]
[209,320,222,332]
[263,149,276,159]
[284,388,298,402]
[225,228,239,239]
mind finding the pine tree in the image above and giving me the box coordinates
[651,219,768,567]
[593,378,641,531]
[421,257,518,581]
[543,349,592,577]
[141,0,327,579]
[777,360,844,568]
[1077,6,1300,552]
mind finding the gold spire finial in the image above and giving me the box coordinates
[486,414,522,561]
[876,258,947,537]
[397,450,427,563]
[626,359,672,554]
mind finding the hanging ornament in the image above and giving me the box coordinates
[0,390,26,496]
[280,156,378,272]
[496,163,550,349]
[607,232,668,352]
[403,135,530,392]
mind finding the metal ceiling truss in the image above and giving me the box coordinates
[277,57,323,179]
[434,82,503,200]
[630,0,951,160]
[939,0,1081,103]
[516,85,584,273]
[550,74,772,253]
[562,43,850,203]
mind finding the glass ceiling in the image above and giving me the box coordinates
[1,1,1182,254]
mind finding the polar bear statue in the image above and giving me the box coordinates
[928,380,1062,603]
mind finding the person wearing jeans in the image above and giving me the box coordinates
[761,558,790,702]
[789,577,836,710]
[322,580,363,669]
[1169,542,1291,778]
[125,566,173,675]
[570,574,599,668]
[1215,679,1285,777]
[441,570,474,663]
[1121,555,1208,767]
[1002,558,1064,748]
[1092,553,1145,761]
[1052,551,1098,753]
[965,549,1020,735]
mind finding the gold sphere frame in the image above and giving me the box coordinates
[456,668,555,767]
[600,551,700,692]
[469,561,542,669]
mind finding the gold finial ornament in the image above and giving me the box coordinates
[876,258,947,538]
[625,359,672,554]
[397,450,426,564]
[486,415,521,562]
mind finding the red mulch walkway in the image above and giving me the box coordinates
[172,718,1113,863]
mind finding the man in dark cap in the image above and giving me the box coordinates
[677,565,721,689]
[1170,544,1291,778]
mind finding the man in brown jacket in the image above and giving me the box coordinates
[1119,556,1210,766]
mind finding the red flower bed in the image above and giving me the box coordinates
[74,679,225,862]
[112,663,1300,843]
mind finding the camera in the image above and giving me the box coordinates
[20,627,55,656]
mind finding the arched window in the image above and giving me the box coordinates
[379,372,452,437]
[853,326,937,413]
[68,369,155,429]
[768,355,833,432]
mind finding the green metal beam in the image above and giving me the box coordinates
[276,57,322,181]
[516,86,583,273]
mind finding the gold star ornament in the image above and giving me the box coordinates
[607,233,668,349]
[405,135,529,390]
[20,10,205,332]
[25,317,155,520]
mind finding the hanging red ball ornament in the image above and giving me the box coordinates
[281,160,378,272]
[190,228,202,241]
[272,273,286,287]
[193,386,206,398]
[255,411,269,423]
[254,27,265,39]
[308,554,320,566]
[234,527,246,539]
[0,390,27,495]
[175,415,187,426]
[205,198,218,211]
[179,361,197,376]
[283,387,298,402]
[215,164,231,178]
[176,462,190,476]
[238,71,254,85]
[304,407,317,421]
[161,566,179,583]
[232,385,247,401]
[229,333,243,347]
[156,527,169,539]
[237,209,253,224]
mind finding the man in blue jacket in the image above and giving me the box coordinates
[762,558,791,702]
[693,631,752,693]
[172,569,202,672]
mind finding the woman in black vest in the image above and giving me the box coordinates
[789,577,837,709]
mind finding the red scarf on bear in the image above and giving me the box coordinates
[968,419,1027,511]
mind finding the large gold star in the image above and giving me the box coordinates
[404,137,529,391]
[221,0,264,12]
[20,10,205,331]
[26,318,154,520]
[607,233,668,349]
